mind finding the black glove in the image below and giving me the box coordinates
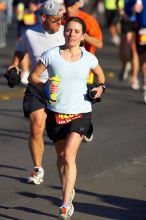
[5,67,21,88]
[87,83,101,104]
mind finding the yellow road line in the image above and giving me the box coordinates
[106,72,116,79]
[0,88,25,100]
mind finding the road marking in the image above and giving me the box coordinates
[0,88,25,100]
[0,95,10,100]
[106,72,116,79]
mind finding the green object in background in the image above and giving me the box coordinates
[104,0,124,10]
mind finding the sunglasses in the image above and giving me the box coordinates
[48,16,62,23]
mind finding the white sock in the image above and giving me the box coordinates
[34,167,44,172]
[61,203,68,208]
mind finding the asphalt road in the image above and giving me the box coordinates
[0,18,146,220]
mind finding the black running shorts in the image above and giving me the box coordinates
[105,10,120,26]
[23,83,47,118]
[46,110,92,143]
[121,20,138,34]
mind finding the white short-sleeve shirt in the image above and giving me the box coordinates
[16,24,65,82]
[40,47,99,114]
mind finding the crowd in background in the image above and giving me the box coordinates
[0,0,146,103]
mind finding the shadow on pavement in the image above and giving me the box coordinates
[48,185,146,220]
[0,214,20,220]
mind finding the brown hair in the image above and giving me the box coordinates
[64,16,86,34]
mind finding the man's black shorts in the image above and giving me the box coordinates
[105,10,120,26]
[46,110,92,143]
[121,20,138,34]
[23,83,47,118]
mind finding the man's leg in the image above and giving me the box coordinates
[27,108,46,184]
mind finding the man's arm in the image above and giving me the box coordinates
[29,61,46,88]
[84,34,103,49]
[133,0,143,13]
[7,50,25,73]
[85,15,103,52]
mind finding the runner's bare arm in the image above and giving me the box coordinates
[91,64,105,98]
[85,34,103,49]
[29,61,47,87]
[7,51,25,74]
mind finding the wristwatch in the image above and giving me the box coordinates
[98,83,106,93]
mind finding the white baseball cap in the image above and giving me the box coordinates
[34,0,63,16]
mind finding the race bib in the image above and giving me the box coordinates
[138,28,146,45]
[55,113,82,124]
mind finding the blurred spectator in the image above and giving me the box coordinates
[80,0,97,13]
[12,0,43,85]
[0,0,7,48]
[5,0,13,25]
[133,0,146,102]
[12,0,38,39]
[104,0,124,46]
[82,0,105,16]
[118,0,140,91]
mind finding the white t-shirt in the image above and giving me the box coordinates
[40,47,99,114]
[17,24,65,82]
